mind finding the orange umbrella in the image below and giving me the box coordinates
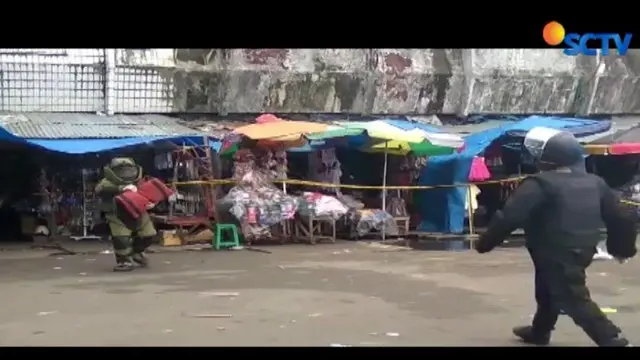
[233,118,331,142]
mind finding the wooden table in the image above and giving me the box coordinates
[393,216,410,236]
[294,215,336,245]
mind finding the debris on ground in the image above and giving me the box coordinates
[53,267,61,270]
[216,327,226,331]
[199,292,239,298]
[245,247,272,254]
[329,343,351,347]
[37,311,57,316]
[594,248,614,261]
[186,313,233,318]
[385,332,400,337]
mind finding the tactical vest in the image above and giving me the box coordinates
[524,171,603,250]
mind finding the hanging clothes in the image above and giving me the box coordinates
[500,179,521,202]
[468,156,491,182]
[464,184,481,217]
[308,148,342,194]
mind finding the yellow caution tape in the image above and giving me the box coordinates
[169,176,528,191]
[169,176,640,207]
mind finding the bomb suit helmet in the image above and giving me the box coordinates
[107,157,142,183]
[523,127,584,171]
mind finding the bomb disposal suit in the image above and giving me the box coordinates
[95,157,157,272]
[475,127,637,347]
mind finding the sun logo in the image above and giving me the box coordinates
[543,21,566,46]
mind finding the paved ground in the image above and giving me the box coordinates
[0,241,639,347]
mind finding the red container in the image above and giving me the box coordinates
[115,191,151,220]
[137,177,174,203]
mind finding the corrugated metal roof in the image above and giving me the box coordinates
[0,113,205,139]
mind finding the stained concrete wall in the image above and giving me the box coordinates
[1,49,638,115]
[163,49,640,115]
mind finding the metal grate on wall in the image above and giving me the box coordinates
[112,66,174,113]
[0,49,105,112]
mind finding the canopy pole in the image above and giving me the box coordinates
[382,142,388,241]
[466,185,475,249]
[81,168,88,237]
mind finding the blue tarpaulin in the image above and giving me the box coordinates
[417,116,613,234]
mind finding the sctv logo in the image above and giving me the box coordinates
[543,21,633,56]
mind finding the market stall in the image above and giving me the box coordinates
[218,115,346,244]
[3,136,218,244]
[313,120,465,240]
[583,124,640,156]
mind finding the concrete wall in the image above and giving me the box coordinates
[1,49,639,115]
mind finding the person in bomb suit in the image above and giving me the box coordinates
[475,127,637,347]
[95,157,157,272]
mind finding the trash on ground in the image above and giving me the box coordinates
[53,267,61,270]
[37,311,57,316]
[187,313,233,318]
[601,307,617,313]
[290,319,297,323]
[245,247,272,254]
[199,292,239,297]
[593,248,614,261]
[229,246,244,251]
[385,332,400,337]
[329,343,351,347]
[216,326,226,331]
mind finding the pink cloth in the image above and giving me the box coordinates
[256,114,281,124]
[468,156,491,182]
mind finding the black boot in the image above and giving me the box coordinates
[513,325,551,345]
[113,260,134,272]
[131,252,149,267]
[598,334,630,347]
[113,253,135,272]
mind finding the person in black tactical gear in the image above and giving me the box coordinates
[475,127,637,347]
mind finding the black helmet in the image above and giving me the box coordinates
[523,127,584,171]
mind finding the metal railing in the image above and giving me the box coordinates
[0,48,174,114]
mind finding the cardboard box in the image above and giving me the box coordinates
[161,230,182,247]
